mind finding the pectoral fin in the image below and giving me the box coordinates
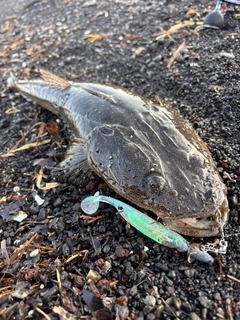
[53,138,90,177]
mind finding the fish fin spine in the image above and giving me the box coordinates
[40,69,71,88]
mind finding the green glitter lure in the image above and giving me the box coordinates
[81,192,216,264]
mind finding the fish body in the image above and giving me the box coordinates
[8,70,229,237]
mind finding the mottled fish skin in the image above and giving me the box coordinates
[8,70,229,237]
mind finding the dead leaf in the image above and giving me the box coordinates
[156,21,203,41]
[132,46,145,58]
[10,139,51,153]
[46,122,61,136]
[36,307,51,320]
[79,214,103,224]
[37,122,47,140]
[227,274,240,283]
[210,84,225,91]
[85,33,107,43]
[53,306,77,319]
[36,169,59,190]
[1,21,11,33]
[186,9,198,15]
[0,233,39,267]
[124,33,140,40]
[167,40,186,68]
[62,295,78,313]
[38,182,60,190]
[5,107,20,114]
[0,302,19,319]
[217,254,223,273]
[3,122,47,155]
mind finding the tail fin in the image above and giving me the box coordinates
[7,73,17,88]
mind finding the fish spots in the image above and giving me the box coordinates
[147,175,166,195]
[204,189,213,202]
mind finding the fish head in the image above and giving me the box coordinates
[89,121,228,237]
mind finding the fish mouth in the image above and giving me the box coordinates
[164,198,229,237]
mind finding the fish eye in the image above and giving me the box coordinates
[147,175,165,194]
[100,126,114,136]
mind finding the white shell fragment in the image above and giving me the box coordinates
[13,211,27,222]
[29,248,40,258]
[32,192,45,206]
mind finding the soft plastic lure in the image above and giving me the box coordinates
[81,192,216,263]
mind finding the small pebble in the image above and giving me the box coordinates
[115,305,130,319]
[181,301,192,313]
[42,285,59,303]
[189,312,201,320]
[86,269,101,282]
[216,307,225,318]
[95,258,105,268]
[184,268,195,278]
[172,293,181,310]
[146,313,155,320]
[85,180,97,191]
[62,243,70,257]
[167,270,176,279]
[164,276,173,286]
[201,307,208,319]
[37,208,46,220]
[29,248,39,258]
[115,245,126,258]
[143,295,156,307]
[102,244,110,253]
[53,198,62,207]
[219,52,235,59]
[155,304,164,318]
[143,306,154,316]
[197,296,211,308]
[13,186,20,192]
[101,261,111,273]
[130,285,138,296]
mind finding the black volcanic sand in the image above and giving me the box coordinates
[0,0,240,319]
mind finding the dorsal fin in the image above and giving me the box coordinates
[40,69,71,88]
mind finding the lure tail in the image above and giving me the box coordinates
[81,192,101,215]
